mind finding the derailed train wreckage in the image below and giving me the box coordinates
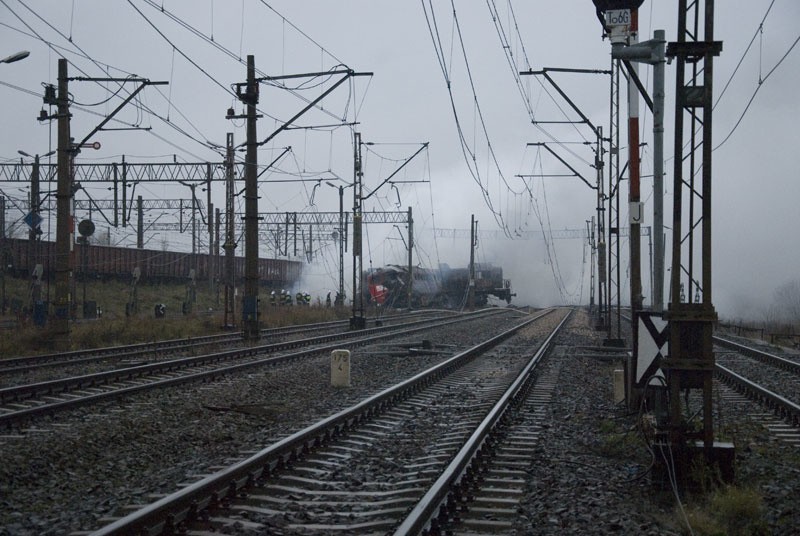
[365,263,514,309]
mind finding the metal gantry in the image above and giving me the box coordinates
[662,0,725,471]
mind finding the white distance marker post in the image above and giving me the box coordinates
[331,349,351,387]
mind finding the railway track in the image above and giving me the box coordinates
[0,310,439,378]
[713,335,800,433]
[86,308,568,535]
[0,323,323,376]
[400,317,568,535]
[441,353,562,534]
[622,314,799,436]
[0,309,503,429]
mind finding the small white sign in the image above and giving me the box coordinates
[331,349,351,387]
[629,201,643,225]
[605,9,631,28]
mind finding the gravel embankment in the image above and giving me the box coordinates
[0,310,526,535]
[513,308,800,535]
[1,308,797,535]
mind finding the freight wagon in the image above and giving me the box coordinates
[2,237,303,287]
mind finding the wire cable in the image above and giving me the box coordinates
[714,32,799,151]
[420,0,511,234]
[126,0,236,99]
[4,1,220,158]
[137,0,352,126]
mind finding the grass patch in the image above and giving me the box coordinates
[0,275,349,357]
[590,416,643,459]
[678,486,768,535]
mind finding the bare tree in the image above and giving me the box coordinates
[773,279,800,324]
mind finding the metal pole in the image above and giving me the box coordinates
[407,206,413,310]
[207,162,214,294]
[215,207,221,306]
[112,163,118,228]
[81,237,87,312]
[653,29,666,311]
[351,132,365,329]
[190,184,197,282]
[243,55,260,340]
[121,155,127,228]
[588,218,595,310]
[468,215,476,310]
[224,133,236,328]
[0,196,4,315]
[189,185,196,255]
[606,56,622,344]
[628,8,643,314]
[338,185,344,305]
[610,28,667,311]
[208,201,214,294]
[136,195,143,249]
[595,127,606,329]
[29,156,40,281]
[648,225,653,306]
[53,58,72,347]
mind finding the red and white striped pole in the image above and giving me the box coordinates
[627,8,643,312]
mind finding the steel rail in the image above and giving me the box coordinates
[0,331,241,370]
[619,314,800,377]
[394,308,571,535]
[715,363,800,425]
[0,309,507,427]
[0,310,439,373]
[621,315,799,432]
[713,335,800,375]
[88,308,554,536]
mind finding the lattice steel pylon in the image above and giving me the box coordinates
[223,133,236,329]
[605,57,623,345]
[350,132,366,329]
[594,128,607,329]
[661,0,728,482]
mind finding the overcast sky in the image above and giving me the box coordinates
[1,1,798,318]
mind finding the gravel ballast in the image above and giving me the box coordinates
[0,307,798,535]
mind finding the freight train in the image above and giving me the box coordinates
[1,237,303,287]
[365,263,513,309]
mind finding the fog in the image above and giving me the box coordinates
[2,1,798,320]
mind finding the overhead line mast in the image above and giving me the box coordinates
[596,0,730,488]
[227,59,372,338]
[42,58,166,348]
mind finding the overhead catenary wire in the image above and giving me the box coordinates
[486,1,595,160]
[0,76,210,161]
[5,0,219,158]
[714,0,775,110]
[137,0,353,126]
[714,32,799,151]
[133,0,366,191]
[126,0,237,100]
[420,0,512,235]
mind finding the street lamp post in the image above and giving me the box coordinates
[1,50,29,64]
[1,51,30,316]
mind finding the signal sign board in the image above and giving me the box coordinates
[605,9,631,27]
[635,311,668,386]
[23,212,42,229]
